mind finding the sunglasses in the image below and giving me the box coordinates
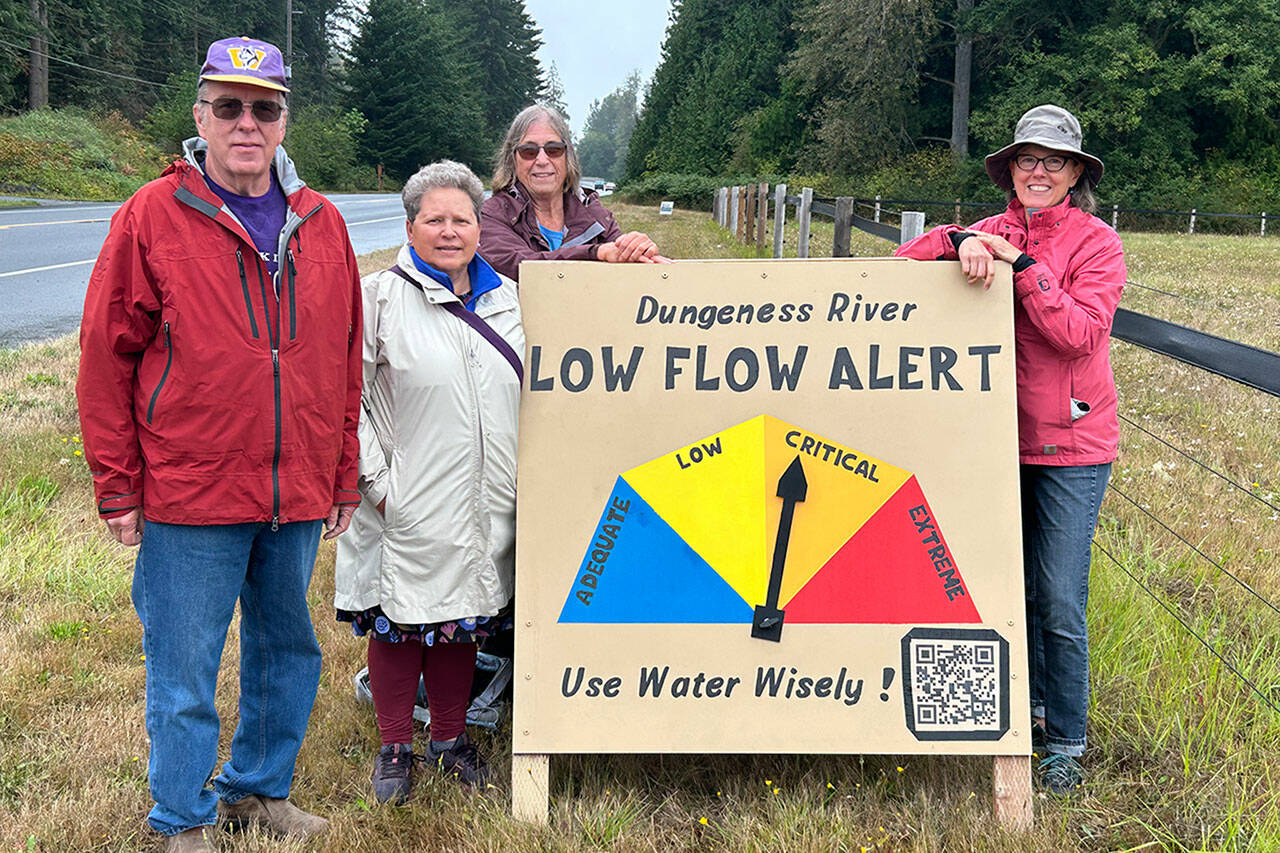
[1013,153,1072,173]
[199,97,284,123]
[515,141,567,161]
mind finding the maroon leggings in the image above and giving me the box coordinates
[366,637,476,745]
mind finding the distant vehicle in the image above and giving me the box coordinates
[604,182,616,191]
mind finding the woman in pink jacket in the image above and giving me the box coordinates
[895,105,1124,795]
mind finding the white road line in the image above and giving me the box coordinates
[0,217,110,230]
[0,204,119,216]
[347,215,403,226]
[0,259,96,278]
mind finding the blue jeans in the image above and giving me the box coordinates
[131,520,323,835]
[1021,463,1110,757]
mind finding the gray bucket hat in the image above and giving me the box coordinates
[984,105,1103,191]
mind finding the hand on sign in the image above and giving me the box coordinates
[957,235,997,290]
[968,231,1022,265]
[597,232,672,265]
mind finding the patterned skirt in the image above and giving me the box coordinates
[337,600,513,646]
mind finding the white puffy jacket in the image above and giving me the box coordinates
[334,244,523,625]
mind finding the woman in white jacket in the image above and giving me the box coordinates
[334,160,523,803]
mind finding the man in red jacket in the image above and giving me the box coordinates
[76,36,361,853]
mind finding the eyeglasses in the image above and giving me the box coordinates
[1013,153,1072,173]
[515,141,567,161]
[199,97,284,123]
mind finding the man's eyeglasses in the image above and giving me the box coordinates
[515,142,567,161]
[199,97,285,123]
[1013,153,1072,173]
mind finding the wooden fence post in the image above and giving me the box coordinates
[756,182,768,249]
[720,187,729,228]
[1189,208,1196,235]
[1111,204,1118,230]
[1262,212,1267,237]
[954,198,961,223]
[797,187,813,258]
[739,187,750,242]
[874,194,882,223]
[744,184,756,243]
[833,196,854,257]
[729,186,740,237]
[772,183,787,258]
[900,211,925,243]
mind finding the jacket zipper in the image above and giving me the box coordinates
[254,256,282,530]
[236,249,260,339]
[145,321,172,424]
[287,248,298,341]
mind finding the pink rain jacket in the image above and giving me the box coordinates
[895,198,1125,465]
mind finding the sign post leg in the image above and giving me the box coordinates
[511,753,550,823]
[992,755,1032,829]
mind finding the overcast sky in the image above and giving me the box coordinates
[522,0,673,136]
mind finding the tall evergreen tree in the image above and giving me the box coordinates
[626,0,796,178]
[542,60,569,125]
[452,0,544,148]
[577,71,641,180]
[346,0,486,179]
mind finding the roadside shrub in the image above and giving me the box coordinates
[0,108,169,200]
[285,107,384,192]
[618,172,771,210]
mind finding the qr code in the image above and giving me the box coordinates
[900,627,1010,741]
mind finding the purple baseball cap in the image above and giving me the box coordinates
[200,36,289,93]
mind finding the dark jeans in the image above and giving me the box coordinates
[1021,462,1111,757]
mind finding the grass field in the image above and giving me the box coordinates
[0,203,1276,851]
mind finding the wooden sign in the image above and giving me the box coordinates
[512,258,1031,823]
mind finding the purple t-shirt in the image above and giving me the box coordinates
[202,167,288,276]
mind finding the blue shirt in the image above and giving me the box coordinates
[408,247,502,312]
[538,223,565,250]
[202,168,288,276]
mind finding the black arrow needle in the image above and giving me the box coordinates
[752,455,808,642]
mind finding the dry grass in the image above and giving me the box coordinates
[0,205,1277,850]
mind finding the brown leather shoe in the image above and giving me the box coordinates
[164,826,217,852]
[216,794,328,839]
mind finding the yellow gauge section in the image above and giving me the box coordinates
[622,416,767,606]
[760,415,912,605]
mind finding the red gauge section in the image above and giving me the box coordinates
[783,477,981,624]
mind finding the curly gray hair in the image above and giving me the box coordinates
[402,160,485,221]
[491,103,582,195]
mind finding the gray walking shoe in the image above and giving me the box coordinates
[371,742,414,804]
[426,731,492,790]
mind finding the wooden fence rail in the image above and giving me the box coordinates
[712,185,924,256]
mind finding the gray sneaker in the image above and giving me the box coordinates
[371,742,414,804]
[426,731,492,790]
[1038,752,1084,795]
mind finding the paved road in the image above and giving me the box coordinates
[0,193,406,348]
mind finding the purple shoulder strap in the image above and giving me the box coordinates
[388,265,523,383]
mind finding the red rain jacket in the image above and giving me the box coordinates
[77,147,362,525]
[895,198,1125,465]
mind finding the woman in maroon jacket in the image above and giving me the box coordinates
[895,105,1124,796]
[479,104,670,280]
